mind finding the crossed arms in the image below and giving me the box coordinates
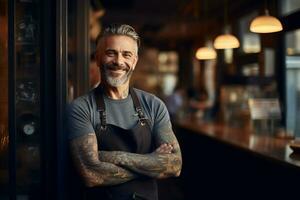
[69,129,182,187]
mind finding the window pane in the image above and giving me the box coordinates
[15,0,41,197]
[285,29,300,137]
[239,11,261,53]
[281,0,300,16]
[286,29,300,55]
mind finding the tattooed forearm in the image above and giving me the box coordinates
[99,130,182,179]
[99,150,181,179]
[70,133,138,187]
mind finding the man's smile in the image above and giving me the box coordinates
[105,64,130,77]
[108,69,126,77]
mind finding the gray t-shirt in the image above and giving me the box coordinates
[66,88,172,140]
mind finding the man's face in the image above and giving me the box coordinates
[96,35,138,87]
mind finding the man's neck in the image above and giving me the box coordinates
[103,83,129,100]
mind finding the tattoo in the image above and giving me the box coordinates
[70,133,137,187]
[99,130,182,179]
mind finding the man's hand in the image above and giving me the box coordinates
[155,143,174,154]
[98,130,182,179]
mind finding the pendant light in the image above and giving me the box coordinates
[214,31,240,49]
[195,0,217,60]
[213,0,240,49]
[250,8,283,33]
[195,47,217,60]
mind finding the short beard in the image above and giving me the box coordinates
[102,64,134,87]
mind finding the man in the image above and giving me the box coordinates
[67,24,182,200]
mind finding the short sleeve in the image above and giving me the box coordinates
[153,97,173,135]
[66,99,95,140]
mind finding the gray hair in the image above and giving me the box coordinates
[96,24,140,49]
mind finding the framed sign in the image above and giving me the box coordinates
[16,79,38,104]
[16,15,38,45]
[248,98,281,120]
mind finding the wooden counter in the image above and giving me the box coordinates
[175,119,300,198]
[176,120,300,168]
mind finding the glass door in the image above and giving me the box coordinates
[1,0,43,198]
[14,0,41,198]
[2,0,88,198]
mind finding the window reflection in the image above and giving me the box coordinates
[286,29,300,55]
[281,0,300,16]
[15,0,41,198]
[285,29,300,137]
[239,11,261,53]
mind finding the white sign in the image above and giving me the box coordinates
[248,98,281,120]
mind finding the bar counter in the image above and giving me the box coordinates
[176,119,300,168]
[174,119,300,198]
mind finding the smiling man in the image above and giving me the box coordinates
[67,24,182,200]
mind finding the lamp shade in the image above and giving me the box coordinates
[250,15,283,33]
[195,47,217,60]
[213,34,240,49]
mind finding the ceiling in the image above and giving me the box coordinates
[100,0,262,47]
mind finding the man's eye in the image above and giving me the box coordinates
[123,53,132,58]
[106,51,115,56]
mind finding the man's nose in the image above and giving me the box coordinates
[115,53,125,66]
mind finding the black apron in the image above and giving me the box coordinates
[85,85,158,200]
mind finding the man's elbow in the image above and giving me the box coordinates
[83,179,97,188]
[174,167,181,177]
[173,157,182,177]
[162,155,182,178]
[82,176,97,188]
[81,171,104,187]
[173,161,182,177]
[158,167,181,179]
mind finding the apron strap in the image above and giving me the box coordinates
[94,85,148,128]
[130,87,147,126]
[94,85,107,131]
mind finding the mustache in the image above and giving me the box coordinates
[102,63,129,71]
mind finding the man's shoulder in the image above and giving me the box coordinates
[67,91,94,112]
[133,88,163,104]
[66,91,95,140]
[133,88,166,111]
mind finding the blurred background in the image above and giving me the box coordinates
[1,0,300,199]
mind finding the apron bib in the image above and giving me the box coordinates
[85,86,158,200]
